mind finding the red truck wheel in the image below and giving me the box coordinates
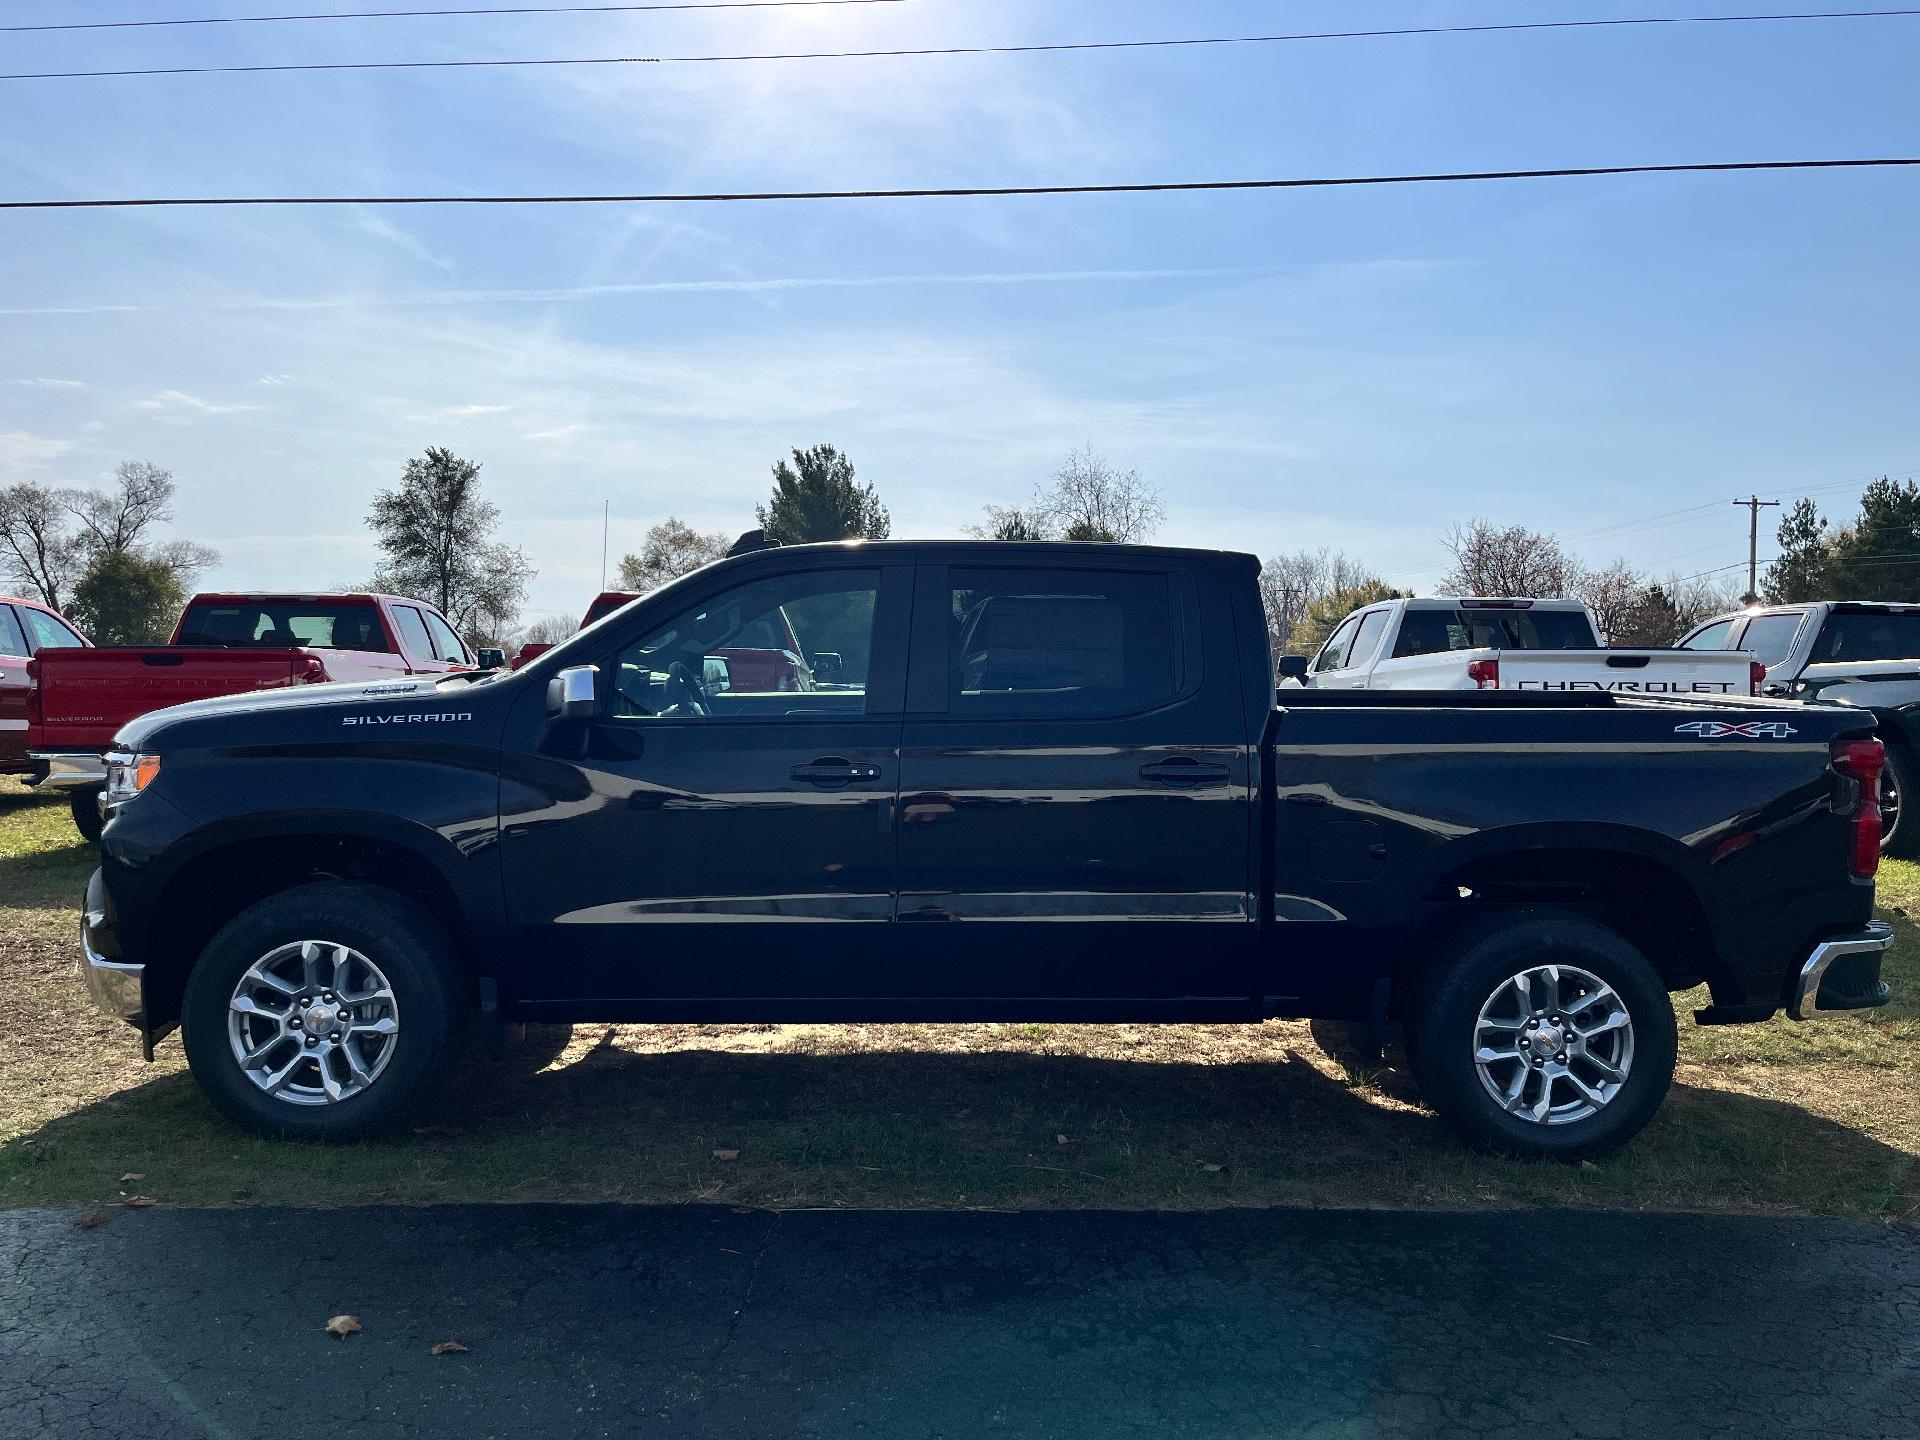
[68,787,104,844]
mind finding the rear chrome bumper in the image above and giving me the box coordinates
[27,751,107,789]
[1789,922,1894,1021]
[79,869,144,1024]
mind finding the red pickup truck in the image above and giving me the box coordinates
[27,592,477,839]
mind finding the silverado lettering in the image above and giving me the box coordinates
[341,712,472,726]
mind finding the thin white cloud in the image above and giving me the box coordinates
[0,431,75,467]
[522,424,589,441]
[404,403,513,421]
[0,267,1269,317]
[132,389,263,420]
[352,209,455,273]
[255,373,294,386]
[10,377,85,388]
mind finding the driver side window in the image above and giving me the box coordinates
[608,570,878,721]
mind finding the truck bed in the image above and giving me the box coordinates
[30,646,323,753]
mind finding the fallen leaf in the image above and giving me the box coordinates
[430,1340,469,1356]
[1200,1163,1229,1174]
[1578,1160,1599,1173]
[72,1207,109,1230]
[324,1315,362,1340]
[412,1125,465,1139]
[118,1172,144,1184]
[711,1148,740,1161]
[123,1195,156,1208]
[1055,1134,1072,1146]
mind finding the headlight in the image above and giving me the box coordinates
[104,751,161,806]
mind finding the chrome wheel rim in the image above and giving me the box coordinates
[1472,964,1634,1126]
[1881,764,1899,840]
[226,940,401,1107]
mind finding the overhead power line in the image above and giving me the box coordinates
[0,0,911,32]
[5,157,1919,211]
[10,10,1920,82]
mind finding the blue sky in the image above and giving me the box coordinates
[2,0,1916,618]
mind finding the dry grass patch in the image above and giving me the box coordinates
[1,775,1913,1217]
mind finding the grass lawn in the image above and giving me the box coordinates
[2,774,1915,1216]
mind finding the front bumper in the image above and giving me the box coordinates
[28,751,107,789]
[79,867,143,1025]
[1788,922,1894,1021]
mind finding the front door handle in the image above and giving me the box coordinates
[791,757,882,786]
[1139,757,1232,784]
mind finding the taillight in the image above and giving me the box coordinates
[298,655,328,684]
[1832,735,1885,879]
[1466,657,1499,689]
[1750,660,1768,695]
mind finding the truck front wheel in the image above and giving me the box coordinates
[69,786,105,843]
[181,883,465,1140]
[1408,913,1676,1160]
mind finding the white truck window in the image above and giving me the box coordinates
[1682,619,1737,650]
[1740,613,1805,668]
[1349,610,1391,669]
[1314,614,1362,673]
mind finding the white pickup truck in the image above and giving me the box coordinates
[1278,597,1761,694]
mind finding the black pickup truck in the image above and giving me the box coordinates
[78,540,1894,1158]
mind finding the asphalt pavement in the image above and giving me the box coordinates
[1,1203,1915,1440]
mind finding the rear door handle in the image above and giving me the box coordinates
[1139,758,1232,784]
[791,757,882,785]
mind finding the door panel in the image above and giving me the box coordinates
[894,558,1256,1000]
[498,562,911,1002]
[0,607,29,770]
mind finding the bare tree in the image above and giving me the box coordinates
[516,612,583,647]
[1439,519,1582,598]
[971,445,1164,544]
[64,461,178,555]
[1259,547,1375,656]
[0,482,86,610]
[615,516,731,593]
[1572,558,1644,643]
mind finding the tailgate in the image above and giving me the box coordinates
[1499,649,1755,695]
[31,647,310,750]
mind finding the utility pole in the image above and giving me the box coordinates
[1733,495,1780,603]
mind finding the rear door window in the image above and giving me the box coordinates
[1738,613,1805,668]
[1348,609,1390,669]
[0,607,27,658]
[948,567,1175,717]
[422,610,470,665]
[391,605,436,660]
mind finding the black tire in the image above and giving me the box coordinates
[1881,742,1918,859]
[69,787,104,844]
[181,882,466,1141]
[1408,911,1677,1161]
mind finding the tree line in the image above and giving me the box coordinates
[9,446,1906,654]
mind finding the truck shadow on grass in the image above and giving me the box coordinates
[4,1023,1914,1217]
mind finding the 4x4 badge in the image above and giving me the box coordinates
[1674,720,1798,739]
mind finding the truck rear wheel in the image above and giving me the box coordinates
[1408,912,1676,1160]
[181,883,466,1140]
[69,786,105,844]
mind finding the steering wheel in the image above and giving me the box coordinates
[663,659,711,717]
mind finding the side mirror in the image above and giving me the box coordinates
[701,655,734,694]
[1276,654,1310,684]
[811,651,843,682]
[475,647,507,671]
[546,664,600,721]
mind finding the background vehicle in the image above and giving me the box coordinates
[80,542,1889,1160]
[28,592,474,839]
[1,595,88,780]
[1681,600,1920,854]
[1283,596,1761,695]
